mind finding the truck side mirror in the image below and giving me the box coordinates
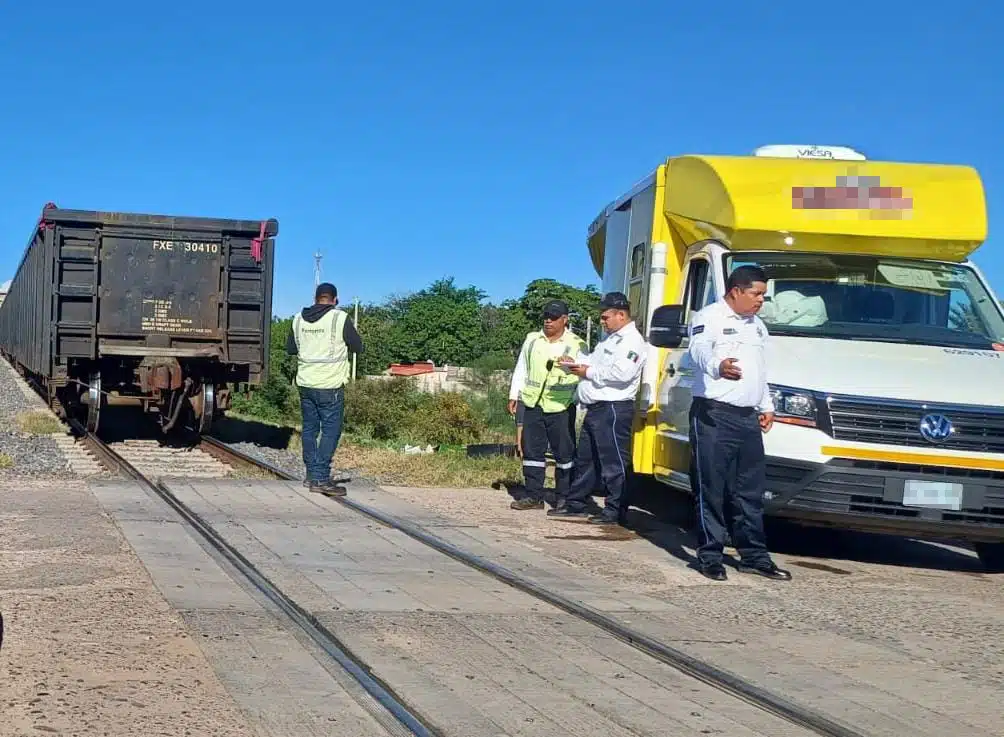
[649,305,688,348]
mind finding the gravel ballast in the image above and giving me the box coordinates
[0,359,71,479]
[224,440,307,478]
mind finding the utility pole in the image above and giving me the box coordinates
[586,316,592,351]
[351,296,360,381]
[313,251,323,287]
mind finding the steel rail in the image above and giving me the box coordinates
[74,424,441,737]
[202,435,867,737]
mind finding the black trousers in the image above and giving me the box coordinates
[566,400,634,519]
[521,405,576,502]
[689,397,770,567]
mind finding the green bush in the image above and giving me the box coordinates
[464,385,514,439]
[231,373,299,425]
[410,392,485,446]
[468,350,514,391]
[343,377,489,446]
[344,377,423,440]
[236,371,515,448]
[470,350,515,375]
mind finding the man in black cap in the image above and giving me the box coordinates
[507,300,586,511]
[551,292,647,526]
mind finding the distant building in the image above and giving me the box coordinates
[0,279,9,308]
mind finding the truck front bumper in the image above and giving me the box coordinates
[763,456,1004,543]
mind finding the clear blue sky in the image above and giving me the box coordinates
[1,1,1000,318]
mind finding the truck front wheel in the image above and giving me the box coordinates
[973,542,1004,573]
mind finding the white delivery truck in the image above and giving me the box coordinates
[586,144,1004,570]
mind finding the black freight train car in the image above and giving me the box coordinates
[0,203,278,434]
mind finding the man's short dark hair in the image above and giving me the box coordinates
[315,282,337,301]
[726,265,767,293]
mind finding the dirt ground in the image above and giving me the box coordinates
[381,484,1004,688]
[0,478,256,736]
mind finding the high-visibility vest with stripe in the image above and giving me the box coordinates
[519,330,585,413]
[292,309,350,389]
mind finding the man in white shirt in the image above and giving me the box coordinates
[688,265,791,582]
[549,292,647,527]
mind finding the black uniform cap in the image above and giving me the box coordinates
[542,300,569,319]
[599,292,631,311]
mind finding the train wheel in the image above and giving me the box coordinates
[198,383,215,434]
[86,374,102,434]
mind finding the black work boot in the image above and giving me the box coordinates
[511,497,545,510]
[699,562,728,581]
[547,505,591,520]
[309,480,347,496]
[737,559,792,580]
[587,513,619,527]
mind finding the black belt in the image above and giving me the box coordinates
[692,396,758,416]
[583,399,634,407]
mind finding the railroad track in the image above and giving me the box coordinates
[40,373,869,737]
[9,356,867,736]
[138,432,866,737]
[70,419,438,737]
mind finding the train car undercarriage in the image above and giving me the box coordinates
[9,355,235,435]
[76,356,233,434]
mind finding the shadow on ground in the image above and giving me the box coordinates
[211,414,297,451]
[500,474,989,575]
[95,407,296,453]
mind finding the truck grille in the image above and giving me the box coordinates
[826,395,1004,454]
[783,460,1004,526]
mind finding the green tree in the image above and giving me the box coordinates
[478,302,532,358]
[387,277,488,365]
[514,278,602,346]
[268,316,297,384]
[265,276,606,383]
[354,303,397,376]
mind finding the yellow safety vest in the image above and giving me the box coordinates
[293,309,350,389]
[519,330,585,413]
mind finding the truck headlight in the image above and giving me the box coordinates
[768,386,817,427]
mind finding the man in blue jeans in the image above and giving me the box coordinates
[286,283,364,494]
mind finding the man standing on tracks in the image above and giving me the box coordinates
[286,282,364,495]
[507,300,586,511]
[686,265,791,582]
[550,292,647,527]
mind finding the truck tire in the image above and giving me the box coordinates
[974,542,1004,573]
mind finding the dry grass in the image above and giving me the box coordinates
[329,441,521,488]
[228,464,282,480]
[15,410,64,436]
[0,453,13,469]
[222,410,525,489]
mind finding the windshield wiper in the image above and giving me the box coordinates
[839,334,913,344]
[772,330,992,349]
[770,329,910,342]
[768,328,827,338]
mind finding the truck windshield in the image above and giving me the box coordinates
[725,252,1004,349]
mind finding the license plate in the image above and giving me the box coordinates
[903,480,963,511]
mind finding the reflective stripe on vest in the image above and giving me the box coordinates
[518,330,585,413]
[293,309,350,389]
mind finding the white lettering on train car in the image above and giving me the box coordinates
[151,240,220,254]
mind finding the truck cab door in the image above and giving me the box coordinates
[656,242,723,486]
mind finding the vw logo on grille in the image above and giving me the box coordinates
[919,414,953,443]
